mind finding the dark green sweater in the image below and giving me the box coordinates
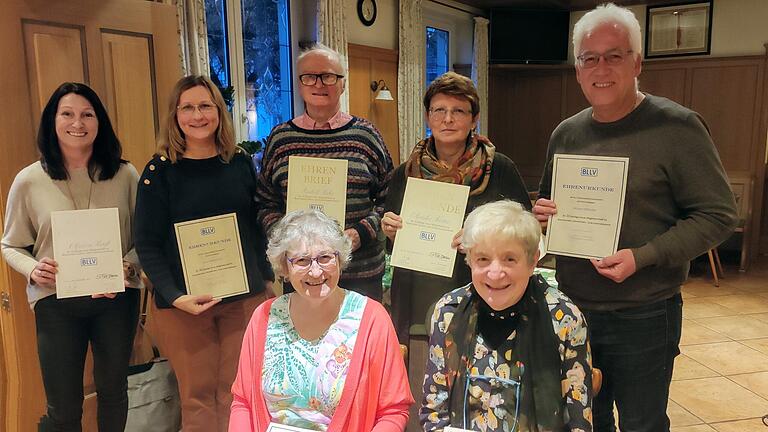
[539,94,737,310]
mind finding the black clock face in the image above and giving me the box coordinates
[357,0,377,27]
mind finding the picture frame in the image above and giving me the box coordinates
[645,1,713,58]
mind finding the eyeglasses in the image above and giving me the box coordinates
[177,102,217,116]
[428,107,472,121]
[286,252,339,271]
[576,49,634,68]
[462,364,523,430]
[299,73,344,86]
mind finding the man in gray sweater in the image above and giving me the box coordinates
[534,4,737,432]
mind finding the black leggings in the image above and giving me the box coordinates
[34,289,140,432]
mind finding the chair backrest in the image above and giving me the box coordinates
[729,176,753,226]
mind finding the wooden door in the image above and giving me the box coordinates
[0,1,181,430]
[348,44,400,165]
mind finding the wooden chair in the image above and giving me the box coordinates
[705,176,753,285]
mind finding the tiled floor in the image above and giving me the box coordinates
[668,256,768,431]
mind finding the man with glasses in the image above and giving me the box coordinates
[534,4,736,432]
[256,43,393,301]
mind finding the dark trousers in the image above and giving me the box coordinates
[584,293,683,432]
[35,289,140,432]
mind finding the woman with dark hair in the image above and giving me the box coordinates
[382,72,531,345]
[1,82,142,431]
[135,75,274,432]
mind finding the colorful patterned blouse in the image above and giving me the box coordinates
[420,284,592,432]
[261,291,368,430]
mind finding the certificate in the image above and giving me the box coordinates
[51,208,125,298]
[545,154,629,259]
[391,178,470,277]
[266,423,317,432]
[286,156,348,225]
[174,213,249,299]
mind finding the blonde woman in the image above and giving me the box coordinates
[135,75,274,432]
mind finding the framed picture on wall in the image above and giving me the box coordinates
[645,1,713,58]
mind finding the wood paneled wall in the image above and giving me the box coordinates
[488,52,768,266]
[348,44,400,165]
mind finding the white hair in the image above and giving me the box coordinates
[266,209,352,278]
[462,200,541,264]
[296,43,347,76]
[573,3,642,58]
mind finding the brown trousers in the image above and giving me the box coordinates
[150,293,265,432]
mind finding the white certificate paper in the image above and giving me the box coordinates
[51,208,125,298]
[174,213,249,299]
[266,423,317,432]
[391,178,470,277]
[286,156,348,226]
[545,154,629,260]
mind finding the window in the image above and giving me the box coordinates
[205,0,293,146]
[426,26,449,86]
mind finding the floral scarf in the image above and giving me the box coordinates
[404,133,495,196]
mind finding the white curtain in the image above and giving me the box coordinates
[317,0,349,112]
[397,0,425,162]
[472,17,489,135]
[161,0,210,77]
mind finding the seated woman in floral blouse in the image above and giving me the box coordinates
[230,209,413,432]
[420,200,593,432]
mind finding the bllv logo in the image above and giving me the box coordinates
[200,227,215,235]
[419,231,436,241]
[80,257,97,266]
[580,167,598,176]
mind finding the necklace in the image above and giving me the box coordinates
[64,177,94,210]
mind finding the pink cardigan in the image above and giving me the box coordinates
[229,296,414,431]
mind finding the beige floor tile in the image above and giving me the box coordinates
[710,418,768,431]
[743,339,768,356]
[694,315,768,340]
[681,342,768,375]
[749,313,768,323]
[682,282,743,298]
[707,295,768,314]
[719,276,768,293]
[669,399,704,427]
[674,354,720,381]
[670,425,717,432]
[682,290,698,299]
[681,320,732,345]
[670,377,768,423]
[683,298,742,319]
[728,372,768,400]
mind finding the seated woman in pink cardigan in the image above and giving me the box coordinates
[230,209,413,431]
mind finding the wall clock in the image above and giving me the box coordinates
[357,0,377,27]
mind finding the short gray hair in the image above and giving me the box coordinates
[462,200,541,264]
[296,43,347,76]
[573,3,642,58]
[266,210,352,277]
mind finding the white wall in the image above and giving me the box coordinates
[346,0,398,50]
[568,0,768,63]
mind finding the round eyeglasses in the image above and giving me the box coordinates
[286,252,339,272]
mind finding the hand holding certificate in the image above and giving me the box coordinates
[391,178,470,277]
[544,154,629,259]
[286,156,348,225]
[174,213,249,299]
[51,208,125,298]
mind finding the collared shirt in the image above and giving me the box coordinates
[292,110,353,130]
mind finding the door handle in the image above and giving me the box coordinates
[1,292,10,312]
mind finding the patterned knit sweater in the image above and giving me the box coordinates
[256,116,394,283]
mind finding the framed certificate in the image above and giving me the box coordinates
[174,213,249,299]
[286,156,348,226]
[545,154,629,260]
[391,178,470,277]
[51,208,125,298]
[646,1,712,58]
[266,423,317,432]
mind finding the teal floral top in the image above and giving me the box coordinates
[261,291,368,430]
[420,284,592,432]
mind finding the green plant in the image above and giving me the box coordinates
[238,139,263,156]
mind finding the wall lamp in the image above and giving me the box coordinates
[370,79,394,101]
